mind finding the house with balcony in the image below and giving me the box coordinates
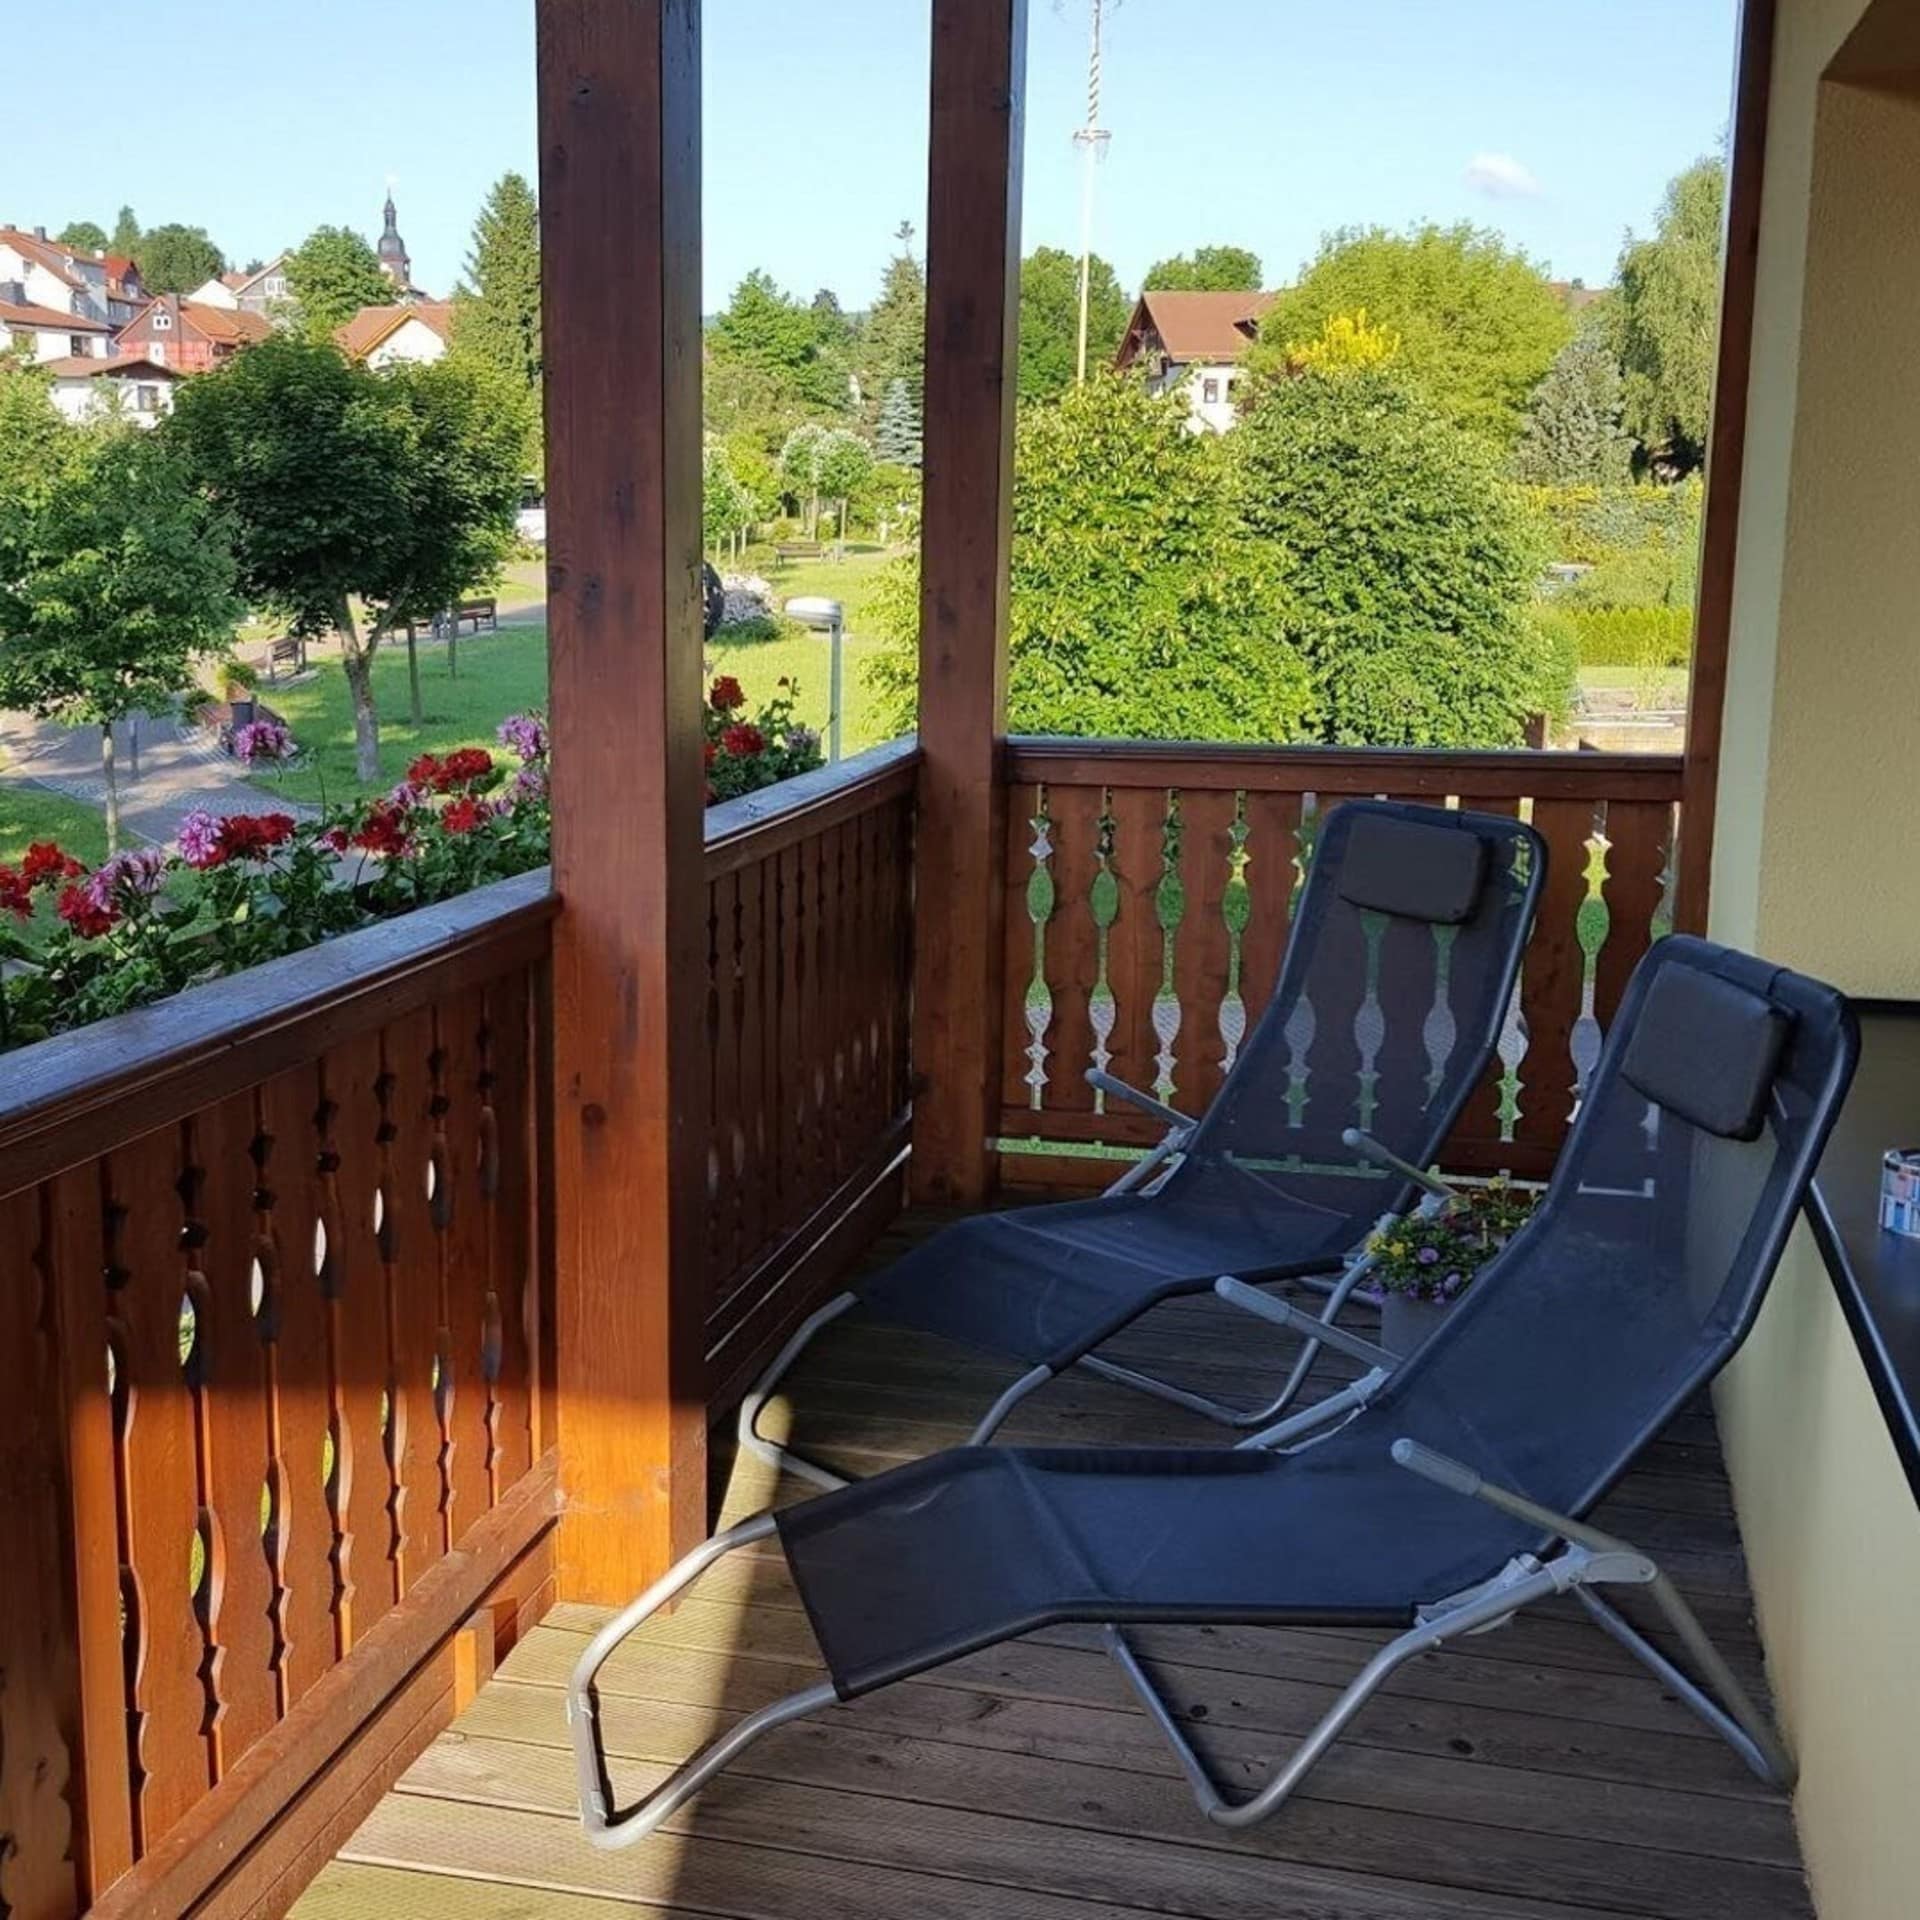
[3,5,1919,1920]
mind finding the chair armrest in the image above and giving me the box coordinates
[1087,1069,1189,1131]
[1341,1128,1453,1201]
[1214,1276,1396,1371]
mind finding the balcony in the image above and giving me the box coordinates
[13,0,1916,1915]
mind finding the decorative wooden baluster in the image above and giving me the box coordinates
[713,870,744,1288]
[703,874,724,1290]
[1516,798,1599,1150]
[1593,800,1674,1043]
[1086,798,1120,1111]
[104,1130,212,1851]
[0,1185,81,1919]
[1149,795,1186,1105]
[474,992,506,1506]
[423,1020,460,1556]
[488,969,537,1491]
[1235,789,1303,1037]
[776,841,805,1241]
[1166,786,1236,1117]
[733,856,769,1275]
[190,1095,278,1776]
[435,993,494,1543]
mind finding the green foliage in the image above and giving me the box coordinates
[0,429,239,736]
[1256,224,1572,444]
[1512,332,1633,487]
[450,172,542,403]
[1017,246,1132,402]
[1140,244,1262,292]
[862,225,925,407]
[0,354,74,512]
[1547,604,1693,669]
[709,270,850,415]
[135,222,225,293]
[1233,366,1549,747]
[868,375,1317,742]
[703,437,754,552]
[875,376,921,468]
[285,226,393,338]
[109,206,141,257]
[1526,478,1701,613]
[57,220,108,254]
[1614,157,1725,474]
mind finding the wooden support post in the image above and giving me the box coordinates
[538,0,708,1603]
[911,0,1026,1206]
[1676,0,1775,935]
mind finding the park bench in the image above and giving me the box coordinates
[451,597,499,634]
[265,635,307,680]
[774,540,822,568]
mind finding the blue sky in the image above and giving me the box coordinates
[7,1,1735,312]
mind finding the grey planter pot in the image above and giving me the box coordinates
[1380,1292,1455,1359]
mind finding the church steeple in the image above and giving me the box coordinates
[377,187,413,294]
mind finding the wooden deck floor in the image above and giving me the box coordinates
[297,1211,1811,1920]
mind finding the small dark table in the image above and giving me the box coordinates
[1806,999,1920,1503]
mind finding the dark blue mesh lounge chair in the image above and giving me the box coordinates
[569,936,1857,1847]
[741,800,1547,1489]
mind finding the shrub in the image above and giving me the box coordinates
[1557,605,1693,670]
[1232,366,1551,747]
[867,375,1318,742]
[1524,478,1701,603]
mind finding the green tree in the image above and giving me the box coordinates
[1255,223,1571,443]
[57,220,108,255]
[1140,243,1262,292]
[136,223,226,293]
[1233,366,1548,747]
[1511,332,1633,487]
[869,375,1316,742]
[169,336,516,780]
[1614,157,1725,475]
[109,206,141,258]
[703,437,754,559]
[778,422,829,536]
[709,270,849,415]
[875,376,922,468]
[812,429,874,548]
[0,431,239,850]
[862,222,926,407]
[451,172,542,395]
[0,353,74,513]
[284,226,393,339]
[1018,246,1131,401]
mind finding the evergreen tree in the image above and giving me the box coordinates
[1511,333,1633,487]
[875,376,922,468]
[709,270,849,415]
[452,173,543,395]
[862,222,926,407]
[109,205,141,257]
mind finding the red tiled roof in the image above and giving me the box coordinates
[0,296,110,331]
[103,253,137,280]
[335,299,454,359]
[44,352,181,379]
[0,227,83,289]
[1120,290,1276,366]
[182,300,272,343]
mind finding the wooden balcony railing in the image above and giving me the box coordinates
[699,739,918,1407]
[995,739,1687,1186]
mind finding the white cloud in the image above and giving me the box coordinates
[1464,152,1543,200]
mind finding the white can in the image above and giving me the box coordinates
[1879,1148,1920,1237]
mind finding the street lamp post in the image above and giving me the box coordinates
[783,595,845,763]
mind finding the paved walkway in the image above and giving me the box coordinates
[0,704,314,849]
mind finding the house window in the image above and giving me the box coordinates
[147,341,166,365]
[152,310,172,330]
[70,334,91,357]
[136,385,159,413]
[1202,378,1220,404]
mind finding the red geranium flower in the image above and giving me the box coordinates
[21,841,84,888]
[56,884,116,939]
[702,740,717,768]
[709,676,744,713]
[217,813,296,862]
[440,746,494,786]
[407,752,445,789]
[351,803,411,858]
[441,795,485,835]
[0,865,32,921]
[721,723,765,759]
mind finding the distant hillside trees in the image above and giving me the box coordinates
[1255,224,1571,444]
[285,227,392,338]
[1140,243,1262,292]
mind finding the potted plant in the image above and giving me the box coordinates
[1367,1180,1540,1356]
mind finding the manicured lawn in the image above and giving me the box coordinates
[746,542,902,640]
[0,776,110,867]
[1577,665,1689,704]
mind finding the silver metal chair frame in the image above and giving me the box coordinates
[571,1415,1790,1848]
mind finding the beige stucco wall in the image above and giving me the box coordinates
[1710,3,1920,1916]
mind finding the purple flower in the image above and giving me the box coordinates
[84,847,165,911]
[510,763,549,806]
[1442,1270,1465,1297]
[233,718,294,764]
[787,724,821,759]
[384,779,426,813]
[1416,1245,1441,1265]
[496,712,548,764]
[177,809,223,869]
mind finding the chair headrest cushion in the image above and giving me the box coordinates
[1621,960,1792,1142]
[1336,812,1490,924]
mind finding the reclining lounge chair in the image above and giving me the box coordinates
[570,935,1857,1847]
[742,798,1547,1488]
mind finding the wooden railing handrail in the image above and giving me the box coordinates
[1005,736,1685,799]
[703,735,921,878]
[0,868,556,1200]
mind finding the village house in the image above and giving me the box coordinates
[114,291,272,371]
[0,225,145,329]
[42,352,182,427]
[188,254,290,318]
[336,298,453,368]
[0,292,110,363]
[1112,287,1277,431]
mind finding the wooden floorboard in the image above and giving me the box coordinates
[296,1208,1812,1920]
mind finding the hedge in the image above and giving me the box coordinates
[1558,603,1693,669]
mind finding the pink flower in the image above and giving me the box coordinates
[177,810,225,869]
[84,849,165,912]
[497,713,548,763]
[233,718,295,764]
